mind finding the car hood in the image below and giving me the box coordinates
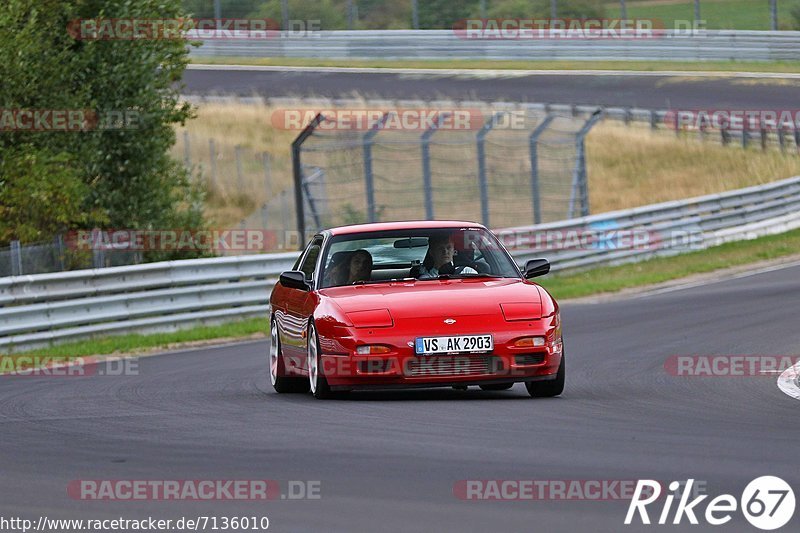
[320,278,542,319]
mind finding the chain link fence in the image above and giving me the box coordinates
[293,108,602,238]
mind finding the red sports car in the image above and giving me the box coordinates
[268,221,563,399]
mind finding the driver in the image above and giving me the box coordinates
[417,233,478,279]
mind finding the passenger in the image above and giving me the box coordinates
[417,233,478,279]
[347,249,373,284]
[322,251,352,288]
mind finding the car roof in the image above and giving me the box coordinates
[326,220,487,236]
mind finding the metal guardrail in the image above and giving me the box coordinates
[190,30,800,62]
[2,175,800,351]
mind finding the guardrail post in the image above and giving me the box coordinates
[569,110,603,218]
[476,112,505,227]
[10,240,22,276]
[363,113,392,223]
[528,115,556,225]
[291,113,324,249]
[420,113,450,220]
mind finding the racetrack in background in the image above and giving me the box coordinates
[183,66,800,110]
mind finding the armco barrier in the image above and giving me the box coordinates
[1,175,799,351]
[189,30,800,62]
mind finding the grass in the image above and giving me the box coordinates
[190,56,800,74]
[606,0,800,31]
[538,227,800,300]
[1,317,267,362]
[175,102,800,228]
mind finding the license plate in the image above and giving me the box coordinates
[414,334,493,355]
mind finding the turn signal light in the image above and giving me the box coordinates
[513,336,546,348]
[356,345,392,355]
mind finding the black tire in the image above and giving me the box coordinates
[308,323,338,399]
[479,383,514,391]
[270,318,310,394]
[525,351,565,398]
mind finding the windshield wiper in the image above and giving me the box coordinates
[438,273,504,279]
[351,277,417,285]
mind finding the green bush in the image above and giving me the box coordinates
[0,0,205,260]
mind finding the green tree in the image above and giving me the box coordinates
[0,0,204,259]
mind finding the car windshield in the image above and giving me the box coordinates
[319,227,520,288]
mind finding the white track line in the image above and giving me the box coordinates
[777,362,800,401]
[187,64,800,79]
[627,259,800,300]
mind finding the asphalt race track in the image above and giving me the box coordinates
[183,67,800,109]
[2,263,799,532]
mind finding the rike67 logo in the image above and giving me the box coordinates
[626,477,795,530]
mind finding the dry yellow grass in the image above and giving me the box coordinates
[587,123,800,213]
[173,102,800,228]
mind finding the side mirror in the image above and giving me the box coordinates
[523,259,550,279]
[279,270,310,291]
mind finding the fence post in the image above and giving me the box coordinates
[235,145,244,191]
[420,113,450,220]
[794,125,800,153]
[183,131,191,167]
[778,126,786,152]
[476,112,505,227]
[55,234,65,271]
[10,240,22,276]
[742,121,749,149]
[363,113,391,223]
[650,110,657,130]
[528,115,556,225]
[291,113,324,248]
[569,110,603,218]
[721,127,730,145]
[262,152,272,197]
[760,124,767,151]
[208,138,218,189]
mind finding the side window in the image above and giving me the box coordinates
[298,237,323,280]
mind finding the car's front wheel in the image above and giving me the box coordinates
[270,318,309,393]
[525,351,565,398]
[308,323,337,399]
